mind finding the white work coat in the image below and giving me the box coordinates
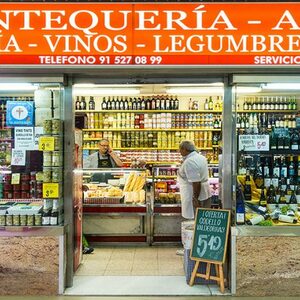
[177,151,211,219]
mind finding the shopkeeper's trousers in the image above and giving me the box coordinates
[200,198,211,208]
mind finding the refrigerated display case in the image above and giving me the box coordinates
[82,168,150,244]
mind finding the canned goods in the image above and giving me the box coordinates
[21,191,30,199]
[21,182,30,191]
[54,136,62,150]
[43,168,52,182]
[0,215,5,226]
[52,119,61,135]
[3,174,11,182]
[52,151,62,167]
[6,215,13,226]
[13,214,20,226]
[43,152,52,167]
[20,215,27,226]
[4,191,13,199]
[13,184,21,191]
[52,168,62,182]
[35,214,42,226]
[13,191,21,198]
[27,215,34,226]
[3,183,12,191]
[43,119,52,134]
[21,173,30,181]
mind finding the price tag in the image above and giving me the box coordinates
[11,173,20,184]
[39,136,55,151]
[43,183,59,198]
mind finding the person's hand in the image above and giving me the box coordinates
[107,146,113,154]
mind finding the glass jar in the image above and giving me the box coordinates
[52,168,62,183]
[52,119,61,135]
[52,151,62,167]
[43,167,52,183]
[43,152,52,167]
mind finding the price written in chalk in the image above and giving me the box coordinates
[39,136,54,151]
[43,183,59,198]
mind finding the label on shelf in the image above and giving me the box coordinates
[43,183,59,198]
[238,135,269,151]
[39,136,55,151]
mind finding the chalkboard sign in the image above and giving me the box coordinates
[190,208,231,264]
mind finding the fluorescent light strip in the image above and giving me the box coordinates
[73,88,140,96]
[262,83,300,90]
[166,87,224,95]
[0,83,38,91]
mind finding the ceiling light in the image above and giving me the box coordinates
[73,87,140,96]
[166,87,224,95]
[262,83,300,90]
[0,83,38,91]
[235,86,262,94]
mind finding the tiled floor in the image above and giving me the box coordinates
[76,246,185,276]
[66,246,229,296]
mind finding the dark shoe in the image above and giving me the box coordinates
[83,247,94,254]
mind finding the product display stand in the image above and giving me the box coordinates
[189,260,226,293]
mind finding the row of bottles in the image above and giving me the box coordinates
[83,131,220,149]
[191,96,223,111]
[270,128,299,150]
[42,199,60,226]
[241,95,298,111]
[0,96,34,111]
[84,112,222,130]
[75,96,95,111]
[239,155,300,186]
[237,113,298,130]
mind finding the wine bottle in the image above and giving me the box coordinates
[75,96,81,110]
[236,184,245,225]
[244,201,267,215]
[88,96,95,110]
[259,186,267,207]
[244,169,252,201]
[50,199,58,226]
[247,214,269,225]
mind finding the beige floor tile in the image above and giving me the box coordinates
[75,263,106,276]
[131,269,159,275]
[104,269,132,276]
[158,267,185,276]
[106,260,133,271]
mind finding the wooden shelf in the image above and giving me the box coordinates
[82,128,222,132]
[76,110,222,114]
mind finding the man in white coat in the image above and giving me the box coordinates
[177,140,211,220]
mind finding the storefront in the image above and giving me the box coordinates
[0,1,300,297]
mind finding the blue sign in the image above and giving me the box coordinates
[6,101,34,126]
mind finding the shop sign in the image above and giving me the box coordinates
[39,136,54,151]
[190,208,230,263]
[1,3,300,66]
[6,101,34,126]
[11,149,26,166]
[238,134,269,151]
[14,127,35,149]
[43,183,59,198]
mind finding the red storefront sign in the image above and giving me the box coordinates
[1,3,300,66]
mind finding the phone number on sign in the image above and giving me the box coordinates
[100,56,162,65]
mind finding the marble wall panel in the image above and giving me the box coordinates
[0,236,59,295]
[236,236,300,296]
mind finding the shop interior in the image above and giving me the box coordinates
[0,75,299,296]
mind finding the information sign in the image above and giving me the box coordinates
[14,127,35,149]
[238,135,269,152]
[11,173,21,185]
[11,149,26,166]
[39,136,55,151]
[6,101,34,126]
[190,208,230,264]
[43,183,59,198]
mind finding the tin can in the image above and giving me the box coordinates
[13,191,21,198]
[13,214,20,226]
[6,215,13,226]
[30,172,36,181]
[13,184,21,191]
[43,119,52,134]
[54,136,62,150]
[52,151,62,167]
[3,183,12,191]
[52,168,62,183]
[27,215,34,226]
[43,167,52,183]
[20,215,27,226]
[21,173,30,181]
[21,182,30,191]
[4,191,13,199]
[21,191,30,199]
[0,215,5,226]
[52,119,61,135]
[43,152,52,167]
[35,214,42,226]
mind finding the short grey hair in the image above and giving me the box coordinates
[179,140,197,152]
